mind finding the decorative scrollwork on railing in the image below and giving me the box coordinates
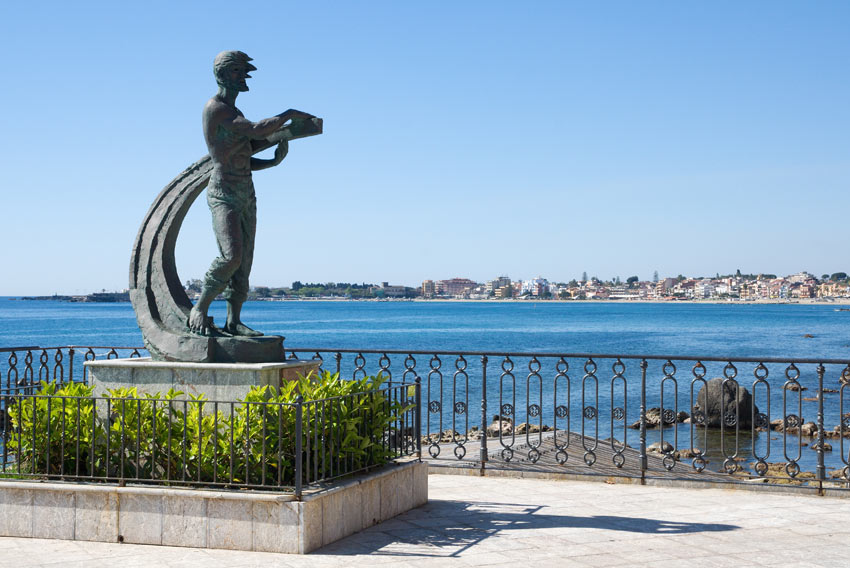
[660,359,678,471]
[581,358,599,465]
[610,358,628,468]
[403,354,417,382]
[38,350,50,381]
[379,353,392,379]
[499,356,516,460]
[353,352,367,379]
[52,349,64,384]
[552,357,570,463]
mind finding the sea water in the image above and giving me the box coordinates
[2,297,849,473]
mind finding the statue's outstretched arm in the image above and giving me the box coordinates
[226,109,314,141]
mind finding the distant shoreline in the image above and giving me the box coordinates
[252,297,850,306]
[6,296,850,306]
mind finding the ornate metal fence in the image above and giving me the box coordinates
[286,348,850,493]
[0,378,419,497]
[3,345,849,493]
[0,346,146,395]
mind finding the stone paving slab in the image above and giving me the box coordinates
[1,474,849,567]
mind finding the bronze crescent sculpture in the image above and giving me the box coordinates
[130,51,322,362]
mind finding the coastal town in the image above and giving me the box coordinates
[245,270,850,302]
[19,271,850,303]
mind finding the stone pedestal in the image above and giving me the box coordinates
[85,357,322,401]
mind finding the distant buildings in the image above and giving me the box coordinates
[247,271,850,302]
[370,282,407,298]
[421,280,436,298]
[436,278,478,297]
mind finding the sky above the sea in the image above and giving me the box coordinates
[2,1,849,295]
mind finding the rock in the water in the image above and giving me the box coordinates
[647,441,674,454]
[677,447,700,458]
[810,441,833,452]
[628,407,689,429]
[694,377,759,428]
[800,422,818,437]
[784,382,807,392]
[486,416,513,437]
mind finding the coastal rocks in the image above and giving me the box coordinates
[823,425,850,439]
[514,422,552,435]
[628,408,689,429]
[647,441,674,454]
[645,442,700,460]
[770,419,818,436]
[694,378,758,428]
[810,441,832,452]
[676,448,700,459]
[486,415,513,437]
[784,382,807,392]
[762,463,816,485]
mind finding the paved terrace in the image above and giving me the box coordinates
[0,474,848,567]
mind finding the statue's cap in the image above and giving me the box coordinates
[213,51,257,72]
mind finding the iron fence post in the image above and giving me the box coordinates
[68,348,75,384]
[639,359,648,483]
[480,355,489,473]
[295,395,303,500]
[415,376,422,460]
[816,363,826,494]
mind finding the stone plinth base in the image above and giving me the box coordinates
[85,357,321,400]
[0,460,427,554]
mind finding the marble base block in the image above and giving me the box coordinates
[85,357,322,400]
[0,460,427,553]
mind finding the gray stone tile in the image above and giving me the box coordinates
[252,500,300,554]
[74,491,118,542]
[162,494,207,548]
[32,489,74,540]
[118,492,162,545]
[0,486,33,538]
[207,498,252,551]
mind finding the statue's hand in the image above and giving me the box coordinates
[273,140,289,165]
[287,109,315,121]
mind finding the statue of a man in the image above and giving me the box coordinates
[187,51,312,336]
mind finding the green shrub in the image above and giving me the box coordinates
[4,371,413,488]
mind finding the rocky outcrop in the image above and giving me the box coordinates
[694,378,758,428]
[628,407,689,429]
[486,415,513,437]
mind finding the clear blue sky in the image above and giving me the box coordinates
[2,1,848,295]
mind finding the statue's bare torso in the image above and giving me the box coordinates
[203,99,254,177]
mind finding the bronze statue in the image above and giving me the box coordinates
[129,52,322,362]
[188,51,313,337]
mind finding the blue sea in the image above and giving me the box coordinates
[2,297,850,473]
[3,297,850,358]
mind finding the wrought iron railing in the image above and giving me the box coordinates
[0,373,419,497]
[3,345,849,493]
[0,346,146,394]
[286,348,850,493]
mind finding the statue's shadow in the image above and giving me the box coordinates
[315,498,739,557]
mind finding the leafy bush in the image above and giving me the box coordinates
[4,371,413,488]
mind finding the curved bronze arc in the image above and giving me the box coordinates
[129,117,322,362]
